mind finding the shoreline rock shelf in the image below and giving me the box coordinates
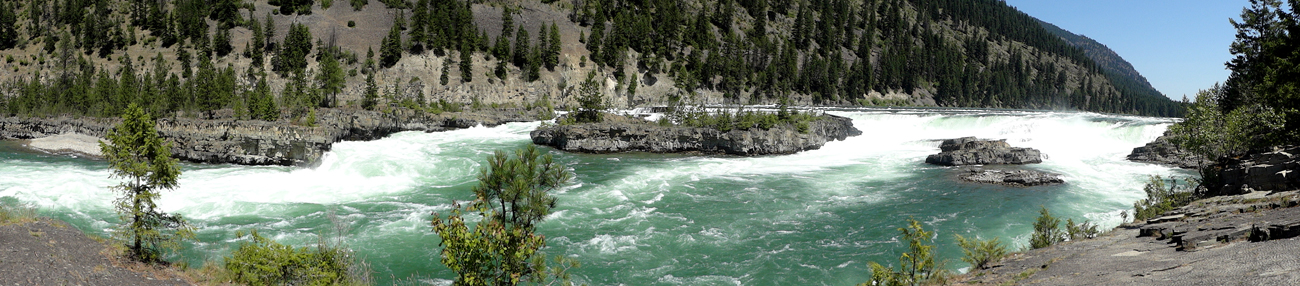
[1,108,540,166]
[530,114,862,155]
[924,137,1043,166]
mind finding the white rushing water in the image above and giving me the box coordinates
[0,109,1190,285]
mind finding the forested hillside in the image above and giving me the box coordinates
[1036,19,1170,102]
[0,0,1184,120]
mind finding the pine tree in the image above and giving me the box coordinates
[460,46,474,82]
[363,71,379,110]
[214,26,233,57]
[317,50,345,107]
[547,22,562,71]
[100,103,194,264]
[432,146,577,286]
[441,58,451,86]
[380,18,404,68]
[0,2,17,50]
[513,28,531,68]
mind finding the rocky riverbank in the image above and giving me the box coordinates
[1126,132,1203,169]
[956,146,1300,285]
[1,108,542,166]
[530,114,862,155]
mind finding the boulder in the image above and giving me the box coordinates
[957,167,1064,187]
[925,137,1043,166]
[530,114,861,155]
[1127,132,1203,169]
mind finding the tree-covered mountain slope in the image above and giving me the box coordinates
[1036,18,1169,102]
[0,0,1183,120]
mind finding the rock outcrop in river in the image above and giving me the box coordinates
[1,108,539,166]
[925,137,1043,166]
[530,114,862,155]
[957,167,1064,187]
[1126,132,1203,169]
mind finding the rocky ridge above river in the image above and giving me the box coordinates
[1,108,541,166]
[530,114,862,155]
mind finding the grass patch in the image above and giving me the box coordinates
[0,198,38,225]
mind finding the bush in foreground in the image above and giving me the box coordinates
[863,219,947,286]
[954,234,1007,270]
[222,229,371,286]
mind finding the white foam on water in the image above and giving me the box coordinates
[0,109,1190,285]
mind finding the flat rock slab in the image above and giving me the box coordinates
[957,167,1064,187]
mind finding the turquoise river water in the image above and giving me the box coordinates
[0,109,1194,285]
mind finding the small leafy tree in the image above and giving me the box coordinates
[100,103,194,263]
[864,219,946,286]
[954,234,1007,270]
[431,146,580,286]
[1030,207,1063,249]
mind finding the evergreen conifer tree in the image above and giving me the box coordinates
[100,103,194,263]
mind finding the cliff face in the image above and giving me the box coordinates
[1,109,539,166]
[530,115,861,155]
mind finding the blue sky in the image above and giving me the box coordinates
[1004,0,1245,100]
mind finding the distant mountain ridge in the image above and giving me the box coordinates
[1035,19,1167,99]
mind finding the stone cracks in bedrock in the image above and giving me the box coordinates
[530,115,862,155]
[1,108,538,166]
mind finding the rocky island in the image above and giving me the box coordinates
[925,137,1044,166]
[926,137,1062,186]
[531,112,861,155]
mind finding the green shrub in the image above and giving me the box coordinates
[1133,176,1199,221]
[954,234,1007,270]
[224,229,370,286]
[1065,218,1100,240]
[347,20,355,27]
[1030,207,1063,249]
[863,219,947,286]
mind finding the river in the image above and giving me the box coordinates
[0,108,1194,285]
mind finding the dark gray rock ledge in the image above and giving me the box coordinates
[530,114,862,155]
